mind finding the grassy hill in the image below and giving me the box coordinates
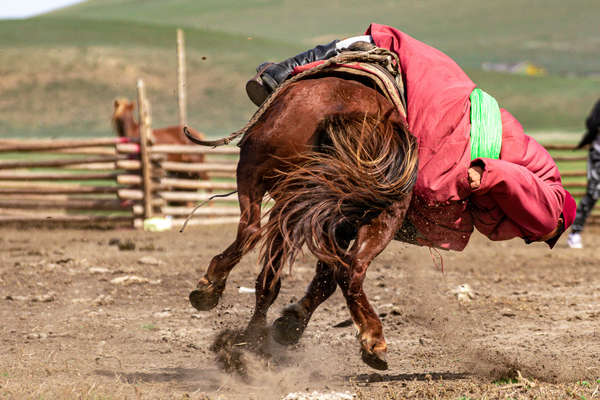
[1,0,599,139]
[0,17,299,138]
[49,0,600,76]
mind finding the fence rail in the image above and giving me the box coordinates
[546,144,600,221]
[0,133,239,228]
[1,134,598,229]
[2,90,597,231]
[0,136,138,226]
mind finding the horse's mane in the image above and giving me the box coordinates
[255,106,418,277]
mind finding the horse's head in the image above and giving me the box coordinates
[112,98,137,137]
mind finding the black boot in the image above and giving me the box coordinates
[245,40,339,106]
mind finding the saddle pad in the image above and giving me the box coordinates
[292,56,407,119]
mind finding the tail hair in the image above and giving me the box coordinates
[256,110,418,277]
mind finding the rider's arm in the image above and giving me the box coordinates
[469,109,566,242]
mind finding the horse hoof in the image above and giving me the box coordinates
[189,278,224,311]
[272,314,305,345]
[361,348,389,371]
[272,304,308,346]
[189,289,219,311]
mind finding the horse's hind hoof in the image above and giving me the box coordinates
[361,348,389,371]
[189,278,225,311]
[272,304,307,345]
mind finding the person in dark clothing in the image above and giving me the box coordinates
[567,99,600,248]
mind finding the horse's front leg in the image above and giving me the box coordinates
[189,179,264,311]
[336,195,411,370]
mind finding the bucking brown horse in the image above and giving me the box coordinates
[184,77,419,370]
[112,98,207,180]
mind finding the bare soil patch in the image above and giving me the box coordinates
[1,225,599,399]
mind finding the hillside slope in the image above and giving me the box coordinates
[0,18,299,138]
[1,1,598,138]
[49,0,600,75]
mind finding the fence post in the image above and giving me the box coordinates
[136,79,154,221]
[177,28,187,127]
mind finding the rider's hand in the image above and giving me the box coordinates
[468,166,484,190]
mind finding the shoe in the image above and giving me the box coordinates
[567,232,583,248]
[245,40,339,106]
[245,63,277,107]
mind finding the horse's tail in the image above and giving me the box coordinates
[258,111,418,275]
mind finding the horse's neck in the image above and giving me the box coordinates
[114,114,140,138]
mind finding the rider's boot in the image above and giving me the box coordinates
[245,40,339,106]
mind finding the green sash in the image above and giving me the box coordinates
[470,88,502,160]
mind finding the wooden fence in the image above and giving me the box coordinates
[0,73,240,230]
[545,144,599,223]
[0,136,240,229]
[0,137,140,225]
[1,137,597,229]
[0,29,241,230]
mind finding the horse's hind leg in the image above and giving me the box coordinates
[271,226,354,345]
[243,228,286,343]
[189,176,265,311]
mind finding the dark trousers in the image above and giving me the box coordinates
[572,148,600,232]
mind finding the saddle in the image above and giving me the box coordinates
[189,47,407,148]
[290,45,407,119]
[228,46,408,149]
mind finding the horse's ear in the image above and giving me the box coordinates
[126,102,135,111]
[114,99,120,109]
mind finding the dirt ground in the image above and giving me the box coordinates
[1,223,599,399]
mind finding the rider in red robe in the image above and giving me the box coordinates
[246,23,576,250]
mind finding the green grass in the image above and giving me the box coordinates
[0,0,598,140]
[493,377,519,385]
[141,323,157,331]
[48,0,600,75]
[469,69,600,132]
[0,17,296,56]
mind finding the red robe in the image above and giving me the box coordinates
[365,23,567,250]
